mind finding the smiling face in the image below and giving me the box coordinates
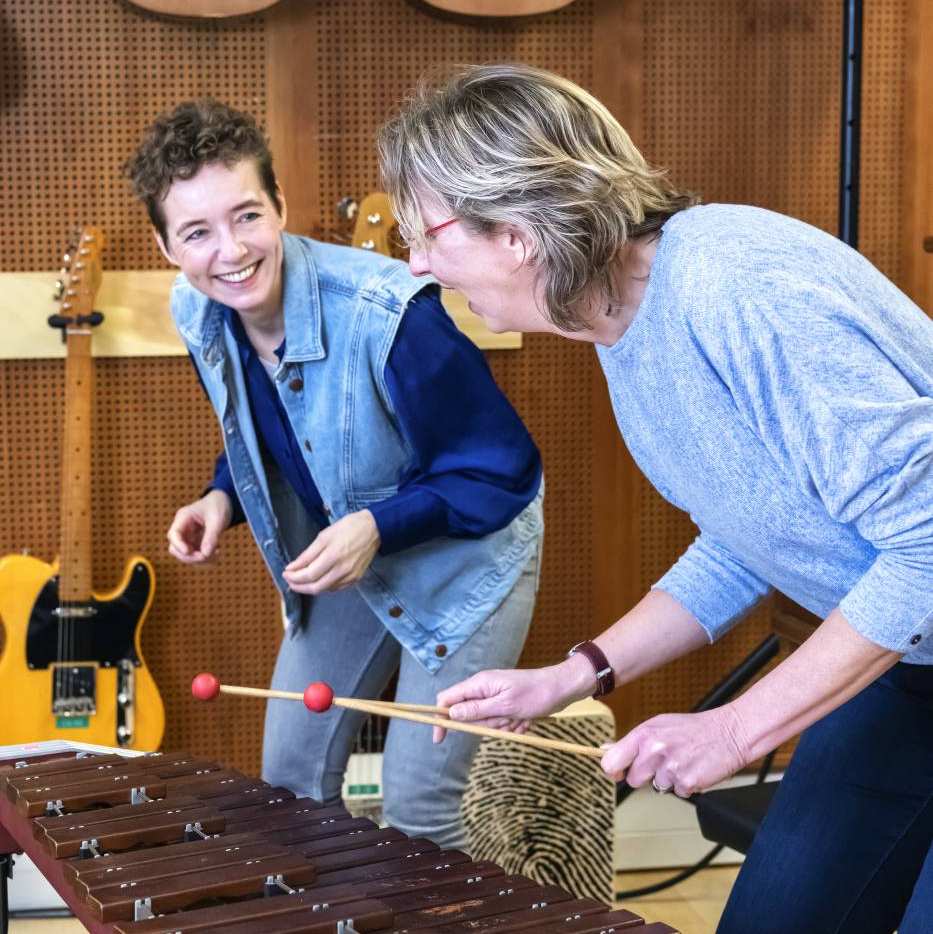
[406,196,557,336]
[155,159,287,326]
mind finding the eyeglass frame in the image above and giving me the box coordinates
[396,215,460,250]
[423,216,460,238]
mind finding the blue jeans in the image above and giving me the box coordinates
[718,662,933,933]
[261,547,539,851]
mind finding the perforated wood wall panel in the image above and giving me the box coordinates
[861,0,909,281]
[0,0,267,272]
[0,0,913,776]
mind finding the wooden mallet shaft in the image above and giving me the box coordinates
[208,681,605,761]
[213,684,448,716]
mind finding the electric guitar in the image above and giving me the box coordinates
[0,229,165,751]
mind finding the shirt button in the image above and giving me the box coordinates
[910,634,922,645]
[304,440,313,453]
[388,605,403,618]
[435,644,447,658]
[288,377,304,391]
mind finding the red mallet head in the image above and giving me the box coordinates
[191,672,221,701]
[303,681,334,713]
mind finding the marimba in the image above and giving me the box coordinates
[0,749,680,933]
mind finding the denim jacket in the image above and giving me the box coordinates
[171,233,544,672]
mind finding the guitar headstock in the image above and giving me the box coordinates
[350,193,396,258]
[51,227,105,337]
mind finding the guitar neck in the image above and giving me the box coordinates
[59,328,94,602]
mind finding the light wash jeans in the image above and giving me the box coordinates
[261,546,539,852]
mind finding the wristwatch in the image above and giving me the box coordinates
[566,640,615,698]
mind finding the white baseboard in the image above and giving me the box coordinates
[614,773,782,871]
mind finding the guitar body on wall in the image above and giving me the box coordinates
[0,228,164,751]
[0,554,164,750]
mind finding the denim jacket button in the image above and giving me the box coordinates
[910,634,922,645]
[288,377,304,391]
[434,644,447,658]
[304,440,313,453]
[388,605,403,618]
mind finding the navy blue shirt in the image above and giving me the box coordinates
[210,287,541,555]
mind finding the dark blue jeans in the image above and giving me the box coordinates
[718,663,933,934]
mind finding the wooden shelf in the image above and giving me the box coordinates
[2,270,520,359]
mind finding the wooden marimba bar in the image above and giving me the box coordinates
[0,750,680,933]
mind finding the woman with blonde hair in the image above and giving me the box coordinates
[379,64,933,933]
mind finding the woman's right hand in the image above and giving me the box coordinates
[166,490,233,564]
[434,658,594,743]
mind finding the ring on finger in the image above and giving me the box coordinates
[651,778,672,795]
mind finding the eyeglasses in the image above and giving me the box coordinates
[394,216,460,252]
[423,216,460,238]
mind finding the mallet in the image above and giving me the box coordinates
[191,673,606,760]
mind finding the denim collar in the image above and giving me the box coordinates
[278,232,324,363]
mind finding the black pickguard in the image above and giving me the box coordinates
[25,562,152,670]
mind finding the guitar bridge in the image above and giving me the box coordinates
[51,664,97,716]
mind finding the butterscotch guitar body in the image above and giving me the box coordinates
[0,553,164,751]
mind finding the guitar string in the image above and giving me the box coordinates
[57,260,68,710]
[61,242,81,710]
[60,308,71,707]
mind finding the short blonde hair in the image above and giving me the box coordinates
[378,64,697,331]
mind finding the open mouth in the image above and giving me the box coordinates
[215,260,260,284]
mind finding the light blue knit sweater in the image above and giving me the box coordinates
[597,204,933,663]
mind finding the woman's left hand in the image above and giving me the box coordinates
[282,509,380,594]
[601,706,752,798]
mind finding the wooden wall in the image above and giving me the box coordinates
[0,0,923,773]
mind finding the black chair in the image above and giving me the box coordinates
[692,777,781,854]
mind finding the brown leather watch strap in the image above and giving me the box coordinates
[567,640,615,698]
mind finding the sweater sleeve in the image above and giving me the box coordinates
[690,267,933,653]
[654,532,773,641]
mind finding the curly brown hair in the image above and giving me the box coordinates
[125,99,280,244]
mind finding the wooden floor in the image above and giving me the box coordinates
[616,865,740,933]
[8,865,741,934]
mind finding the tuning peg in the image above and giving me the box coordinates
[79,247,90,256]
[336,196,359,221]
[360,239,376,251]
[367,213,382,226]
[62,252,72,265]
[53,280,65,300]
